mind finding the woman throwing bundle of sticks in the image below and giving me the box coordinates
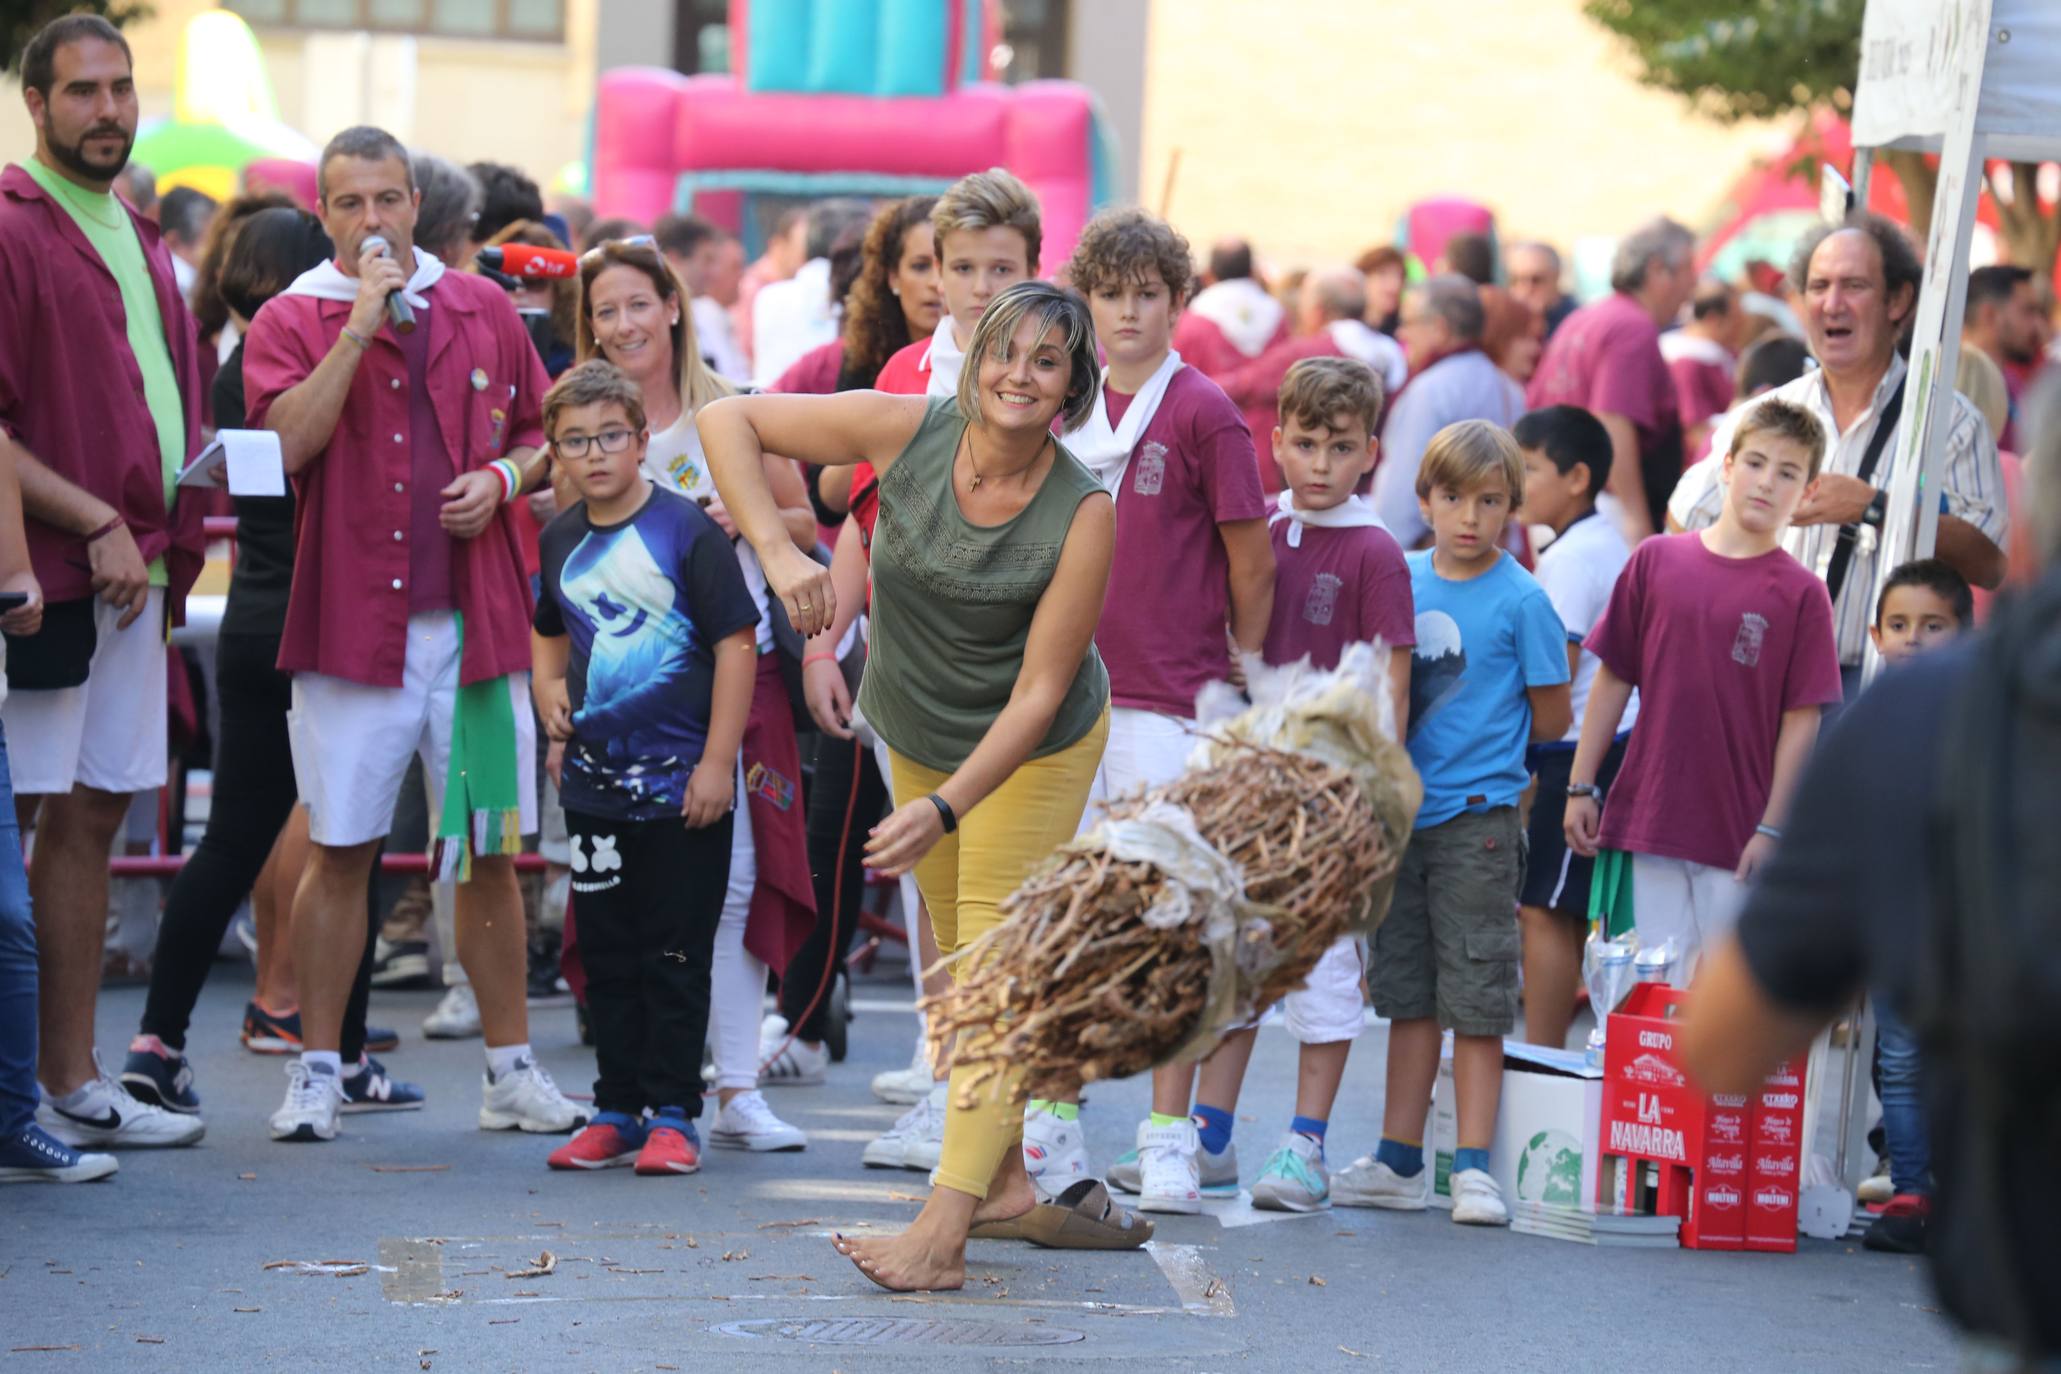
[701,280,1137,1291]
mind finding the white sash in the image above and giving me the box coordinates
[1268,489,1387,548]
[1186,278,1284,358]
[923,318,966,398]
[283,244,445,311]
[1070,351,1185,493]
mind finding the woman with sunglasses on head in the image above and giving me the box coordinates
[576,238,818,1154]
[703,281,1139,1293]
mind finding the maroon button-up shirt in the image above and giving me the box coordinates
[242,269,549,688]
[0,164,206,617]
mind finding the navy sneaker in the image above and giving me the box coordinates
[341,1057,426,1113]
[242,1001,302,1054]
[120,1035,201,1115]
[364,1025,401,1054]
[0,1123,118,1183]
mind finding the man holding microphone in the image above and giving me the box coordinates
[243,126,582,1142]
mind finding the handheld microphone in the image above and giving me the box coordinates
[476,243,580,280]
[362,234,416,335]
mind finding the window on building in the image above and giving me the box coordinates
[673,0,730,74]
[226,0,565,42]
[996,0,1069,82]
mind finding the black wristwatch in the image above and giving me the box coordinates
[1861,489,1888,528]
[1566,782,1602,800]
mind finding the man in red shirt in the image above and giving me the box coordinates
[1171,239,1288,383]
[0,16,209,1152]
[1660,279,1746,460]
[243,126,582,1143]
[1528,217,1697,540]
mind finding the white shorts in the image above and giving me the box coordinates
[1282,936,1367,1044]
[1,589,168,796]
[288,611,537,848]
[1630,854,1746,979]
[1081,707,1196,833]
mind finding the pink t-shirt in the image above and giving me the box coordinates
[1095,367,1269,717]
[1586,532,1842,871]
[1667,354,1734,434]
[1262,521,1415,671]
[1527,292,1682,528]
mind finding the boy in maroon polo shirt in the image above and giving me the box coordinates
[243,126,583,1143]
[1055,206,1275,1214]
[1565,397,1842,972]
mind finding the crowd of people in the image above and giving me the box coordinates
[0,14,2051,1347]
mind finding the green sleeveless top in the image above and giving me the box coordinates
[858,398,1111,772]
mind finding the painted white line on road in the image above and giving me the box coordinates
[1144,1241,1235,1317]
[847,998,917,1014]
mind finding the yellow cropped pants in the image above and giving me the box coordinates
[887,710,1107,1199]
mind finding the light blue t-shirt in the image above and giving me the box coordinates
[1406,549,1570,829]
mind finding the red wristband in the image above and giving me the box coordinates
[85,516,125,543]
[802,651,838,668]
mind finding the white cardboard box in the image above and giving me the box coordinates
[1430,1039,1604,1212]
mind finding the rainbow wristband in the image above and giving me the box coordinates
[489,459,524,504]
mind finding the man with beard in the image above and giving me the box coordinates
[0,15,209,1153]
[1961,265,2043,451]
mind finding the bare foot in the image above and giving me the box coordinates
[831,1227,967,1292]
[970,1151,1037,1227]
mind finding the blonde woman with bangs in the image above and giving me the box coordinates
[702,281,1144,1291]
[575,236,819,1155]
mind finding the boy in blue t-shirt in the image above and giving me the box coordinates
[1335,419,1571,1227]
[529,362,759,1178]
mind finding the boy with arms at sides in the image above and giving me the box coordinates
[1336,420,1572,1227]
[1511,404,1639,1048]
[1111,357,1413,1213]
[1565,398,1841,978]
[529,362,760,1177]
[847,168,1044,1173]
[1858,557,1972,1255]
[1032,206,1275,1213]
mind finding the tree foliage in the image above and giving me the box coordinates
[1586,0,2060,267]
[3,0,152,80]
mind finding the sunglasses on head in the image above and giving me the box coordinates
[580,234,658,264]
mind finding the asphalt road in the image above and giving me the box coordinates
[2,954,1955,1372]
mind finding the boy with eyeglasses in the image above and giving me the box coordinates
[530,361,760,1175]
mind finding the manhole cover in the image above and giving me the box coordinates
[713,1316,1085,1347]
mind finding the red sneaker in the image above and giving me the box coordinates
[547,1120,641,1170]
[634,1123,701,1176]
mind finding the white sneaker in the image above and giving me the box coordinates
[1022,1103,1088,1201]
[757,1017,828,1087]
[38,1055,205,1148]
[423,984,481,1040]
[1857,1159,1894,1206]
[1332,1156,1431,1210]
[1137,1119,1203,1215]
[1250,1132,1331,1213]
[1450,1167,1510,1226]
[268,1061,341,1143]
[478,1059,587,1134]
[862,1083,946,1170]
[1109,1119,1240,1196]
[709,1089,806,1151]
[871,1040,934,1105]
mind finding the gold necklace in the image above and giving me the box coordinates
[965,428,984,491]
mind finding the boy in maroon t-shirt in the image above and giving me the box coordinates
[1564,397,1841,971]
[1047,207,1275,1214]
[1141,357,1416,1214]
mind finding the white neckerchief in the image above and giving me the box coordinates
[1186,278,1283,358]
[283,245,445,311]
[1269,490,1387,548]
[922,318,967,397]
[1070,351,1185,492]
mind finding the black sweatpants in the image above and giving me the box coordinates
[780,732,889,1041]
[567,807,732,1117]
[138,632,378,1060]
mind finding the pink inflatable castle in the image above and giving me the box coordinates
[589,0,1114,273]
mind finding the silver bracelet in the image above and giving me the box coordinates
[1754,823,1782,841]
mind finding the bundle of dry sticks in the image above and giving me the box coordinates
[924,650,1420,1103]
